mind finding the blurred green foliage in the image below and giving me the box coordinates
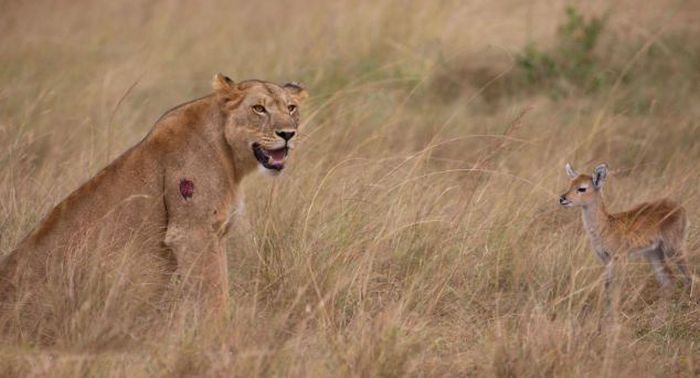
[516,6,608,95]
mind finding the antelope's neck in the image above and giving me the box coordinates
[581,201,609,240]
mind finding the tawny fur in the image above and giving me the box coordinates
[0,74,308,328]
[560,163,692,303]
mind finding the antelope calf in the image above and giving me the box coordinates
[559,163,693,304]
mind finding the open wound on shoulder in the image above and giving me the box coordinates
[179,179,194,200]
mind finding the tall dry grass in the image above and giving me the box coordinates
[1,0,699,376]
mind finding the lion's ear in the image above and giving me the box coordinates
[212,73,242,105]
[283,82,308,103]
[213,73,235,94]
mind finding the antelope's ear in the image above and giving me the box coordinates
[565,163,579,179]
[592,163,608,189]
[283,82,308,103]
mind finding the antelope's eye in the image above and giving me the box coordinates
[252,105,266,114]
[288,104,297,113]
[577,187,587,193]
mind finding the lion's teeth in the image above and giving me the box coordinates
[266,148,287,162]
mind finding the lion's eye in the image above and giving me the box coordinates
[288,104,297,114]
[252,105,266,114]
[577,187,587,193]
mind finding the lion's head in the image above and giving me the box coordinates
[212,73,308,175]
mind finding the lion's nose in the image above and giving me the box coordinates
[276,130,295,141]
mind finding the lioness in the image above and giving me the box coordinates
[0,74,307,324]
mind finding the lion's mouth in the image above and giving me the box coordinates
[252,143,288,171]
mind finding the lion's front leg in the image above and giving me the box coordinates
[164,225,229,315]
[162,171,236,319]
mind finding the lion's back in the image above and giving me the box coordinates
[0,142,172,298]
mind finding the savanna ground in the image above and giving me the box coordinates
[1,0,699,376]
